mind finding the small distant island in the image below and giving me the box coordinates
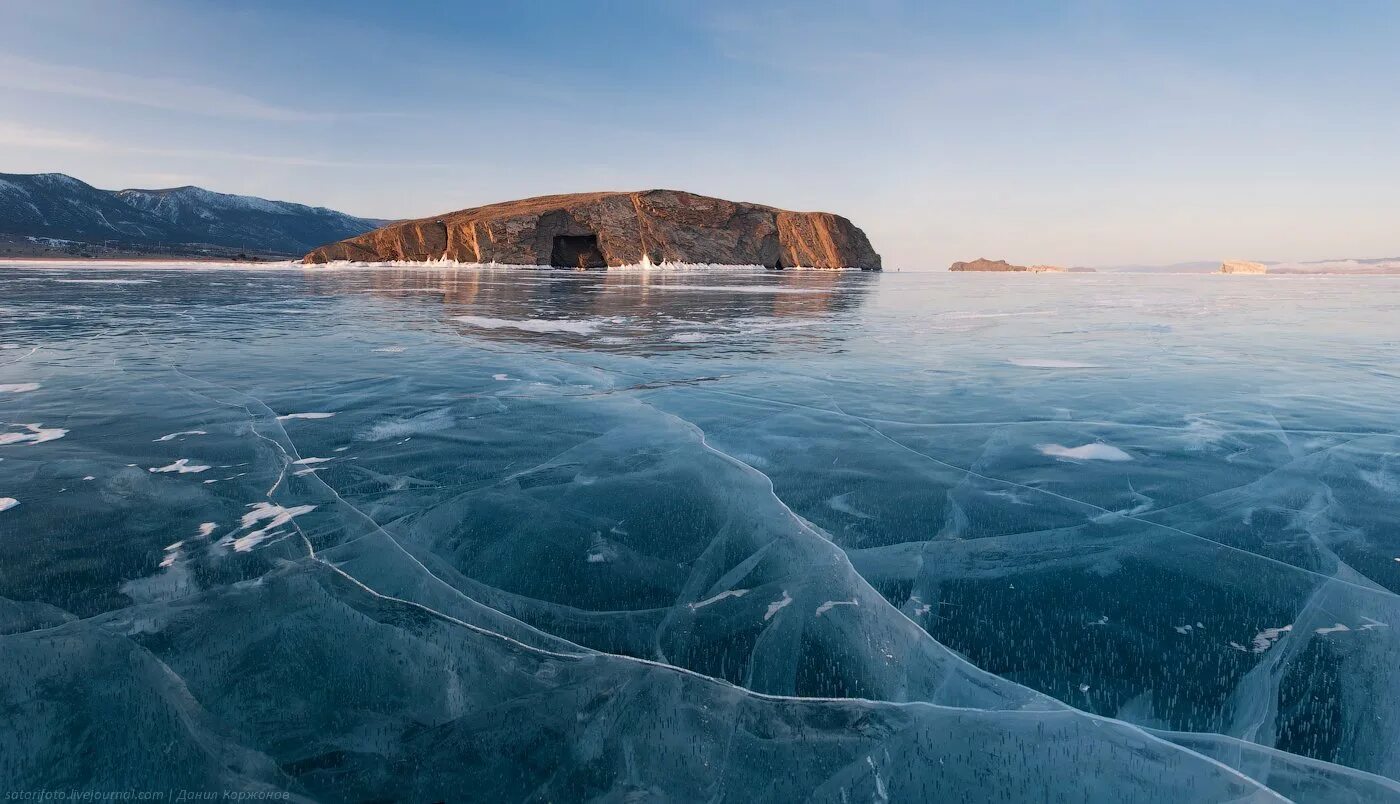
[305,190,881,270]
[949,258,1094,273]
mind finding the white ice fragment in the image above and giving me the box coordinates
[276,412,335,421]
[0,423,68,446]
[372,346,405,353]
[0,383,39,393]
[815,599,859,617]
[765,591,793,621]
[1359,616,1389,631]
[689,589,749,610]
[1314,623,1351,635]
[197,522,216,538]
[292,457,332,465]
[149,459,210,474]
[1038,443,1134,462]
[1174,624,1194,634]
[0,497,17,512]
[154,430,207,442]
[493,373,509,381]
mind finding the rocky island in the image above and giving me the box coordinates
[1218,260,1268,274]
[304,190,881,270]
[949,258,1088,273]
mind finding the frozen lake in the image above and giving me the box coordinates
[2,264,1399,801]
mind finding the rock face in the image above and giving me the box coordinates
[304,190,881,270]
[1218,260,1267,275]
[949,258,1068,273]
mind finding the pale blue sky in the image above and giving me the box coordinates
[3,0,1398,268]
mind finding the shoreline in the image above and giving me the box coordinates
[3,258,1399,276]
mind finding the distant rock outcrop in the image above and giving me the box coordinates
[304,190,881,270]
[949,258,1071,273]
[1218,260,1268,275]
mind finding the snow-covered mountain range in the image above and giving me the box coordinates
[0,172,384,257]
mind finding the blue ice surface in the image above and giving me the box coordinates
[1,264,1399,802]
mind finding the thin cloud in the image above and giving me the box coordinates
[0,121,451,170]
[0,54,408,122]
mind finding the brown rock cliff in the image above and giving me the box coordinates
[304,190,880,270]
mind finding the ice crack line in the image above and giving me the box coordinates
[852,415,1400,601]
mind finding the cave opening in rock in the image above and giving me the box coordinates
[550,234,606,269]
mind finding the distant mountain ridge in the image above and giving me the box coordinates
[0,172,384,257]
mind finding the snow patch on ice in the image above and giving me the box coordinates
[1038,443,1134,462]
[827,491,874,519]
[149,459,210,474]
[0,383,40,393]
[226,502,316,552]
[669,331,714,343]
[0,423,68,446]
[276,412,335,421]
[53,278,154,285]
[0,497,18,512]
[765,591,793,621]
[154,430,207,442]
[454,314,608,334]
[815,599,859,617]
[1008,358,1103,368]
[689,589,749,610]
[1247,624,1292,653]
[360,408,454,441]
